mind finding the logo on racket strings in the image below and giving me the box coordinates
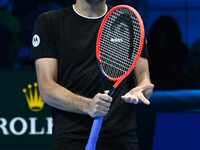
[110,38,123,43]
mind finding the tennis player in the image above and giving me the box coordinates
[31,0,154,149]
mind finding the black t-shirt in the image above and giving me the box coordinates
[31,5,148,143]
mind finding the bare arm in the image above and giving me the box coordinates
[35,58,112,117]
[134,57,154,99]
[121,57,154,104]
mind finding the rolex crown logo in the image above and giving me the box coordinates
[22,82,44,112]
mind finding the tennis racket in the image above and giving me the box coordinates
[85,5,145,150]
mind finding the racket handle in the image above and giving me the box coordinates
[108,87,115,96]
[85,116,104,150]
[85,87,115,150]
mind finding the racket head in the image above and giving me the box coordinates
[96,5,144,87]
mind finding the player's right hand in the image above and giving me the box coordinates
[87,93,112,118]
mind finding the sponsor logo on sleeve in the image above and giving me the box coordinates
[32,34,40,47]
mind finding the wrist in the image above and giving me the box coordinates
[82,97,91,115]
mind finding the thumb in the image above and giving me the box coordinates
[141,84,154,91]
[104,90,109,94]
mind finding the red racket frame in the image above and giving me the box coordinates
[96,5,145,88]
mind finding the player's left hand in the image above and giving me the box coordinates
[121,84,154,105]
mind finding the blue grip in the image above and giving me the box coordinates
[85,87,115,150]
[85,116,104,150]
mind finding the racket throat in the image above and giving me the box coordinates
[108,87,115,96]
[108,80,122,96]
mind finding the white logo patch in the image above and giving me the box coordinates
[32,34,40,47]
[110,38,123,43]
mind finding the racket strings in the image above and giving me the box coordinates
[100,8,141,78]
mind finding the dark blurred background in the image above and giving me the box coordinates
[0,0,200,150]
[1,0,200,90]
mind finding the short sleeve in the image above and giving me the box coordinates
[140,38,149,59]
[31,13,58,61]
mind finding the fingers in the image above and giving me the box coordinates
[121,83,154,105]
[122,95,142,104]
[121,92,150,105]
[88,93,112,118]
[89,106,110,118]
[97,93,112,103]
[104,90,109,94]
[138,94,150,105]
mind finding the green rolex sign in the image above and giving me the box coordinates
[0,70,52,150]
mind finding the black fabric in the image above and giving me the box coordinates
[31,5,148,144]
[50,138,140,150]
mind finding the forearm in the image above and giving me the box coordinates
[134,57,153,99]
[35,58,112,117]
[38,80,91,115]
